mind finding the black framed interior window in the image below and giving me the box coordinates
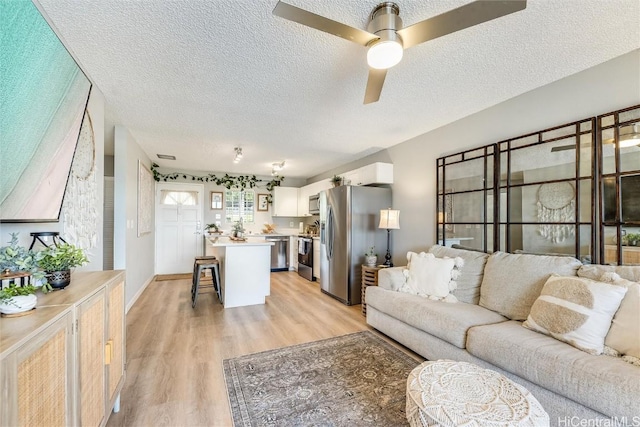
[436,105,640,265]
[598,105,640,265]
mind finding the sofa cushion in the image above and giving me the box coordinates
[603,277,640,360]
[466,321,640,418]
[429,245,489,304]
[366,286,507,348]
[479,251,582,320]
[577,264,640,283]
[522,274,627,355]
[377,266,405,291]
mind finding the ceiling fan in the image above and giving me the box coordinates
[272,0,527,104]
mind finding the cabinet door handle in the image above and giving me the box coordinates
[105,339,114,365]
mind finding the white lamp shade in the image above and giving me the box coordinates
[379,209,400,229]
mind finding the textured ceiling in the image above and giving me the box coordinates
[35,0,639,179]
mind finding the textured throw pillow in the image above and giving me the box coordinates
[429,245,489,304]
[523,274,628,355]
[479,251,582,320]
[598,273,640,360]
[400,252,460,302]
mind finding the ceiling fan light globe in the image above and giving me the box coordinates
[367,40,403,70]
[619,124,640,148]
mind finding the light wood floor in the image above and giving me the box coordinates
[106,271,381,426]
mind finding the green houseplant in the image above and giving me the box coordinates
[364,246,377,266]
[0,233,43,278]
[0,233,50,314]
[205,223,221,234]
[331,175,343,187]
[625,233,640,246]
[38,243,88,289]
[231,220,245,238]
[0,284,38,315]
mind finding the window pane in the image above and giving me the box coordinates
[621,174,640,222]
[443,157,487,192]
[578,179,592,223]
[160,190,198,205]
[620,146,640,174]
[451,191,484,223]
[225,190,255,223]
[579,225,592,264]
[521,224,576,256]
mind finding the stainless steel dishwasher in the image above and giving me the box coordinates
[265,235,289,272]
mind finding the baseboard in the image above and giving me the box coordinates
[126,275,153,313]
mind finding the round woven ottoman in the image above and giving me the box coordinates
[406,360,549,427]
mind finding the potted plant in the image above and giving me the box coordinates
[331,175,343,187]
[0,284,38,315]
[231,220,245,239]
[0,233,48,287]
[205,223,221,234]
[38,243,88,289]
[364,246,377,266]
[626,233,640,246]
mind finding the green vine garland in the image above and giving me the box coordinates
[151,163,284,192]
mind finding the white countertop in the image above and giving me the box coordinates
[205,236,274,247]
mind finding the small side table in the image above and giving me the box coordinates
[361,265,382,316]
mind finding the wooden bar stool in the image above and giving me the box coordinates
[191,256,222,308]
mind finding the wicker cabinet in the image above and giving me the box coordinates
[361,265,382,316]
[0,313,75,426]
[78,288,107,426]
[106,280,125,411]
[604,245,640,265]
[0,271,125,427]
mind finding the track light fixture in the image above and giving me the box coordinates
[272,161,285,176]
[233,147,243,163]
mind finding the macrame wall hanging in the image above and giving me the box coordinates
[536,182,575,243]
[62,110,98,250]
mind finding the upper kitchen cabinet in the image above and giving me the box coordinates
[344,163,393,186]
[272,187,299,217]
[298,185,311,217]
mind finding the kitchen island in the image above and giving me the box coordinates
[203,236,274,308]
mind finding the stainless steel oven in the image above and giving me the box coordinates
[297,236,314,281]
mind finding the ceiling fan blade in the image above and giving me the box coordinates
[551,145,577,152]
[273,1,378,47]
[397,0,527,49]
[364,68,387,104]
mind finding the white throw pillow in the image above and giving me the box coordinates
[523,274,627,355]
[599,273,640,360]
[400,252,459,302]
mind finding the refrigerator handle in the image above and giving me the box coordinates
[327,205,334,258]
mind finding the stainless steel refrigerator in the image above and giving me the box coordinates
[319,186,391,305]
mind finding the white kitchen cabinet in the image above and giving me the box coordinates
[272,187,299,217]
[343,169,361,186]
[313,238,320,280]
[297,186,310,217]
[343,162,393,186]
[290,236,299,271]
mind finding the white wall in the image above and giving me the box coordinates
[152,167,309,235]
[0,86,105,271]
[113,126,155,309]
[308,50,640,266]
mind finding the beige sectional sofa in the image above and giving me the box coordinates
[366,245,640,425]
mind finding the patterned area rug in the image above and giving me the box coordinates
[223,331,421,426]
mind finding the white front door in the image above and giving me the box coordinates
[155,183,204,274]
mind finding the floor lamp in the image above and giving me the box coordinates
[379,208,400,267]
